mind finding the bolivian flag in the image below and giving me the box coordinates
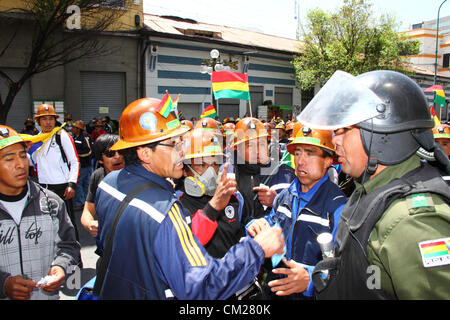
[158,91,173,118]
[212,71,250,100]
[200,104,217,119]
[430,105,441,127]
[434,89,446,107]
[424,84,446,107]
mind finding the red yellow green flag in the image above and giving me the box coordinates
[211,71,250,100]
[200,104,217,119]
[424,84,446,107]
[434,89,446,106]
[430,105,441,127]
[158,91,173,118]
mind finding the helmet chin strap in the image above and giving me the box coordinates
[357,119,377,184]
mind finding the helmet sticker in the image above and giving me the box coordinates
[166,119,181,130]
[139,112,157,131]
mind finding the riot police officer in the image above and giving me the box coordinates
[299,70,450,299]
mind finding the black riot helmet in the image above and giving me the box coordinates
[356,70,434,133]
[356,70,434,167]
[298,69,450,175]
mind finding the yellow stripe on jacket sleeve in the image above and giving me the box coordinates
[173,203,207,266]
[168,203,206,267]
[168,206,197,266]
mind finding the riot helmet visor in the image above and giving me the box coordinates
[297,70,385,130]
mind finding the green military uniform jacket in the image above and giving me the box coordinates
[355,155,450,299]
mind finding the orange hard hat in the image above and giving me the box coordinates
[181,119,194,130]
[195,117,221,133]
[433,125,450,139]
[234,117,268,146]
[184,128,224,161]
[110,98,189,151]
[222,122,235,136]
[287,122,335,155]
[73,120,85,130]
[34,104,59,120]
[285,120,295,132]
[0,125,31,151]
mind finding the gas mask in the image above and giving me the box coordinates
[184,165,219,197]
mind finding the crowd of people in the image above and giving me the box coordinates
[0,70,449,300]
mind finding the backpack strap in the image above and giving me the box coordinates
[55,131,69,170]
[93,180,157,296]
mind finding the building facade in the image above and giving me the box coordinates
[142,14,303,121]
[402,15,450,120]
[0,0,143,131]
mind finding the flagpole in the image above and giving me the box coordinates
[248,99,253,118]
[217,99,220,119]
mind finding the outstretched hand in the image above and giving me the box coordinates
[268,259,310,296]
[247,218,271,237]
[253,185,277,207]
[209,163,237,211]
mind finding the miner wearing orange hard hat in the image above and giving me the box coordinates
[433,125,450,158]
[91,97,283,300]
[175,128,243,260]
[247,121,346,300]
[30,104,80,240]
[229,118,296,227]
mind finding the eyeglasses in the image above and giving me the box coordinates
[158,140,184,150]
[103,149,119,158]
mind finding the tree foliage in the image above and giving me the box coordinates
[293,0,420,91]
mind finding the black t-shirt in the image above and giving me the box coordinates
[86,167,106,203]
[177,183,244,259]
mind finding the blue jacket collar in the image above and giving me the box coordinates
[124,163,174,192]
[289,172,330,202]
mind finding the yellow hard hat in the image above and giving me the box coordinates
[0,125,31,151]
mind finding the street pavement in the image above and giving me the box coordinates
[60,207,98,300]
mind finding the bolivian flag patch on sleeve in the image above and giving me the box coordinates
[418,238,450,268]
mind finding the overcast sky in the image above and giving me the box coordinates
[143,0,450,39]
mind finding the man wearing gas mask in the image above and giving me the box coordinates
[176,128,244,259]
[298,70,450,299]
